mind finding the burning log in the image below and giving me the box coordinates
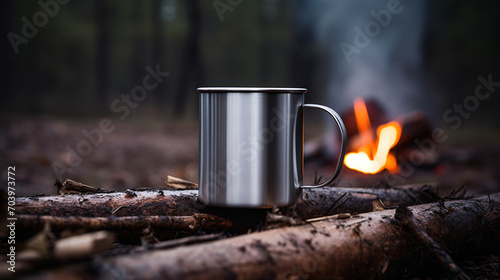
[343,98,433,174]
[395,111,432,150]
[341,99,431,149]
[97,194,500,280]
[342,98,389,138]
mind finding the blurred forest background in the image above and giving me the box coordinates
[1,0,500,120]
[1,0,500,194]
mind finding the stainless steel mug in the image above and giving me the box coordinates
[198,87,347,208]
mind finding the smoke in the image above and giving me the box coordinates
[299,0,430,158]
[306,0,429,117]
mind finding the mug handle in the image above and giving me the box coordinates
[301,104,347,189]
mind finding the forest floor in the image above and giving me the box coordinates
[1,115,500,197]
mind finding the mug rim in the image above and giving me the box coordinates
[197,87,307,93]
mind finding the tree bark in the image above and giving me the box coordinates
[97,194,500,280]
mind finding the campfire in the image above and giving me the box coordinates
[338,97,435,178]
[344,98,402,174]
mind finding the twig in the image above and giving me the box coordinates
[305,213,351,223]
[140,233,223,251]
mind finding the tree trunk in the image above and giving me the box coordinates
[151,0,167,106]
[94,0,110,113]
[97,194,500,280]
[173,0,203,116]
[1,0,14,113]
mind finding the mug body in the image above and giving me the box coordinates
[198,87,306,207]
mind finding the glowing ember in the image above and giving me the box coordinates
[344,98,402,174]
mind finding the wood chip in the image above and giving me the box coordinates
[55,179,113,195]
[165,175,198,189]
[54,231,115,260]
[372,198,387,211]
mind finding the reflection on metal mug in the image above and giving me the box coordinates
[198,87,347,208]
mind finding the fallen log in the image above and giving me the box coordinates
[96,194,500,280]
[15,184,436,220]
[16,214,232,242]
[17,214,231,233]
[283,184,437,219]
[395,206,469,279]
[14,189,203,217]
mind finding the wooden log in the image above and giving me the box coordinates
[16,214,232,242]
[15,185,436,219]
[97,194,500,280]
[285,184,437,219]
[395,111,432,149]
[16,214,231,233]
[395,206,469,279]
[15,189,204,217]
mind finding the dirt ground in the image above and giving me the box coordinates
[1,115,499,197]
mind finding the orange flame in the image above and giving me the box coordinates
[344,98,402,174]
